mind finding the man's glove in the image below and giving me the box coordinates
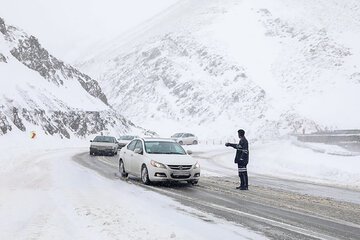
[225,143,230,147]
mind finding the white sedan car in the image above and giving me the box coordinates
[171,133,198,145]
[118,138,200,185]
[117,135,139,149]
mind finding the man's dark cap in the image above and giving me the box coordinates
[238,129,245,136]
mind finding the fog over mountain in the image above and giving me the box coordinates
[0,0,178,62]
[78,0,360,139]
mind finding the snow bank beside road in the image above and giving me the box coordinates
[252,141,360,189]
[187,141,360,189]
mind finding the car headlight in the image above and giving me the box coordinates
[150,160,166,168]
[194,162,200,169]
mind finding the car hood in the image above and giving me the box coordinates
[118,140,130,144]
[147,154,196,165]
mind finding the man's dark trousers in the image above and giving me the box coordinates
[238,163,248,189]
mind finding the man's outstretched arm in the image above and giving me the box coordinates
[225,143,243,150]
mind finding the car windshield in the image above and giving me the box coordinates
[172,133,183,138]
[119,135,135,140]
[144,141,186,155]
[93,136,113,143]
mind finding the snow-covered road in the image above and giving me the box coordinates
[73,150,360,240]
[189,147,360,205]
[1,141,360,240]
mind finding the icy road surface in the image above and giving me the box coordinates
[73,150,360,240]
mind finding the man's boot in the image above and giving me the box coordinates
[237,174,244,189]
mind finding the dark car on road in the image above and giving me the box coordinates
[90,136,118,156]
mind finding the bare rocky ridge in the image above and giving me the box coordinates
[0,17,138,138]
[1,107,134,138]
[0,53,6,63]
[0,18,6,35]
[1,17,108,105]
[9,36,109,105]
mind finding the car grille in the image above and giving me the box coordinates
[167,165,192,170]
[170,174,191,179]
[95,146,111,150]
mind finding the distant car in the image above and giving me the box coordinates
[90,136,118,156]
[117,135,139,149]
[171,133,198,145]
[118,138,200,185]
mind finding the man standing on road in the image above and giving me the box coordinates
[225,129,249,190]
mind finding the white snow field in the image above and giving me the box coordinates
[0,135,267,240]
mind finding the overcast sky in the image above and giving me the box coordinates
[0,0,178,62]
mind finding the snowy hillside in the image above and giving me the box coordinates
[78,0,360,139]
[0,17,137,138]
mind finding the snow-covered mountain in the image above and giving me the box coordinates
[78,0,360,139]
[0,17,138,138]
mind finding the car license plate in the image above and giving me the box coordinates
[172,171,190,176]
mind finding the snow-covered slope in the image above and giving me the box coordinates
[78,0,360,139]
[0,17,137,138]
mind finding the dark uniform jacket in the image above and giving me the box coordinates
[228,137,249,165]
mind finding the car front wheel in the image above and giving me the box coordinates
[141,165,151,185]
[119,160,128,178]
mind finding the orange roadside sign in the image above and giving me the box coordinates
[30,131,37,139]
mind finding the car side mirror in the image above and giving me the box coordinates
[90,140,93,142]
[134,148,143,154]
[187,150,193,155]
